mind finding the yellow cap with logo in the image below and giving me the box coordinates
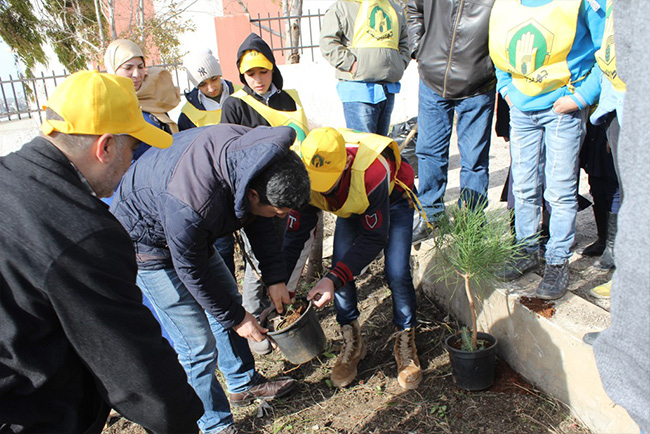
[299,127,346,192]
[41,70,172,149]
[239,50,274,74]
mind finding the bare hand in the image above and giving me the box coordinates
[350,60,357,75]
[307,277,336,308]
[267,283,291,314]
[232,311,268,342]
[553,96,579,114]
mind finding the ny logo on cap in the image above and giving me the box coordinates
[198,67,208,77]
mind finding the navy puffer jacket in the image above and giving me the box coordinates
[111,124,295,328]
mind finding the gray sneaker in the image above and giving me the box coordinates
[497,250,540,281]
[216,425,239,434]
[536,261,569,300]
[247,337,272,355]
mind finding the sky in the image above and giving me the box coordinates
[1,41,22,79]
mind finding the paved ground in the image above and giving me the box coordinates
[414,123,613,319]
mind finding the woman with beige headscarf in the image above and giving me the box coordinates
[104,39,180,159]
[103,39,180,347]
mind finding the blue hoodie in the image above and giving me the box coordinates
[494,0,606,111]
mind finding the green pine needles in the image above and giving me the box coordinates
[432,203,530,351]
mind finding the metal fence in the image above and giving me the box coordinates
[0,10,325,124]
[250,9,324,63]
[0,64,187,124]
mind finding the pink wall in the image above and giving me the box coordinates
[214,14,253,84]
[217,0,288,81]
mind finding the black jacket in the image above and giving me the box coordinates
[221,33,297,127]
[111,124,295,329]
[0,138,202,433]
[407,0,496,99]
[178,80,235,131]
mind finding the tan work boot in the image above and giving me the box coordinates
[331,320,366,388]
[394,327,422,390]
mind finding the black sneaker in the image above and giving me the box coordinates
[412,216,434,245]
[536,261,569,300]
[497,250,540,281]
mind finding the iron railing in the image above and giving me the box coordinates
[0,10,326,124]
[250,9,324,62]
[0,63,186,124]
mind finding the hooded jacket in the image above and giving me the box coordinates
[406,0,496,99]
[111,124,295,329]
[0,138,202,433]
[220,33,297,127]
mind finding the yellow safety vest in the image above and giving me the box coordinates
[350,0,400,50]
[232,89,309,145]
[489,0,581,96]
[308,129,401,218]
[180,102,222,127]
[594,0,626,92]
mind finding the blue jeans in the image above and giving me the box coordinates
[342,92,395,136]
[333,195,417,329]
[509,106,587,265]
[415,80,495,219]
[136,253,257,433]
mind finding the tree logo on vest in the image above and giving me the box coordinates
[597,4,616,68]
[366,6,393,41]
[362,211,383,231]
[506,20,552,81]
[284,120,307,143]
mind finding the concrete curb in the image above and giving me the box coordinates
[414,244,639,434]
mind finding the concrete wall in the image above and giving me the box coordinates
[278,59,420,130]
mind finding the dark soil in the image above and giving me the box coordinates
[519,296,557,319]
[267,299,310,332]
[103,251,589,434]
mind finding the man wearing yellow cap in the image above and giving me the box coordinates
[284,127,423,391]
[0,71,202,432]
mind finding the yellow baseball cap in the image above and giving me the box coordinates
[239,50,274,74]
[41,70,172,149]
[299,128,347,192]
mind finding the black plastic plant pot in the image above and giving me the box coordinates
[268,300,326,364]
[444,332,498,391]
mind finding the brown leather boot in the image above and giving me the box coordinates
[394,327,422,390]
[331,320,366,388]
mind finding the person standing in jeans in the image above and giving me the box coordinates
[407,0,496,243]
[489,0,606,300]
[320,0,410,136]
